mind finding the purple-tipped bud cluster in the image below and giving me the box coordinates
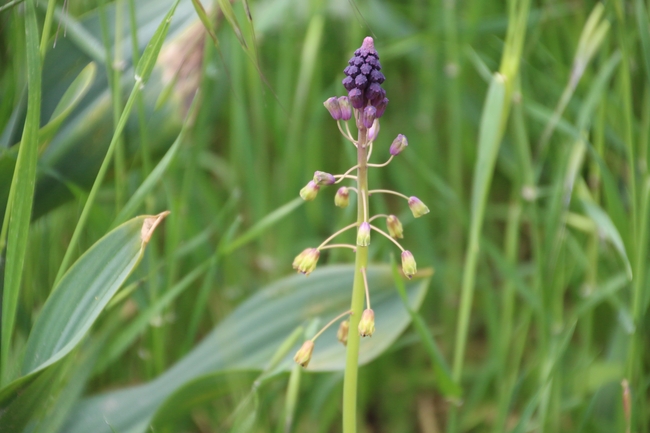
[342,37,388,116]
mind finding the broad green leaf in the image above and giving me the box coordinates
[1,0,41,385]
[21,212,169,376]
[62,264,430,433]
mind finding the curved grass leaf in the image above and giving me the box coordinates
[21,212,169,376]
[62,264,430,433]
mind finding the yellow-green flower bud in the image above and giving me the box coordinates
[335,187,350,208]
[356,222,371,246]
[407,196,430,218]
[293,340,315,367]
[313,171,336,185]
[401,250,417,279]
[358,309,375,337]
[337,320,350,346]
[292,248,320,275]
[386,215,404,239]
[300,181,320,201]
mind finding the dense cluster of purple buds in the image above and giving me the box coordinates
[342,37,388,118]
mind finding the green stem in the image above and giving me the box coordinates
[343,126,368,433]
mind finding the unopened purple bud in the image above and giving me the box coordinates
[357,222,371,246]
[335,187,350,208]
[408,196,430,218]
[313,171,336,185]
[375,97,389,118]
[401,250,417,279]
[390,134,408,156]
[362,106,376,129]
[365,82,382,101]
[348,88,364,109]
[367,119,380,142]
[323,97,342,120]
[338,96,352,120]
[300,181,320,201]
[342,76,355,91]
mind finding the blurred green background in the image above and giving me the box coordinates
[1,0,649,431]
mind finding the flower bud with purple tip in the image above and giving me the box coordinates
[292,248,320,275]
[335,187,350,208]
[323,97,342,120]
[358,309,375,337]
[313,171,336,186]
[357,222,371,246]
[390,134,408,156]
[386,215,404,239]
[408,196,430,218]
[401,250,417,279]
[300,181,320,201]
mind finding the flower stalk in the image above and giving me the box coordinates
[291,36,430,433]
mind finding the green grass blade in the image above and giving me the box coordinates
[111,92,199,227]
[452,73,506,382]
[1,0,41,386]
[220,197,303,255]
[20,212,168,376]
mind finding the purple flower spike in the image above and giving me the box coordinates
[343,36,386,112]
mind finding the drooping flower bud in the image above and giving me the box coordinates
[386,215,404,239]
[375,97,389,118]
[408,196,430,218]
[357,222,371,246]
[337,320,350,346]
[348,88,364,109]
[338,96,352,120]
[313,171,336,185]
[367,119,380,142]
[293,340,315,367]
[358,309,375,337]
[362,105,376,129]
[401,250,417,279]
[335,187,350,208]
[323,97,342,120]
[389,134,408,156]
[300,181,320,201]
[292,248,320,275]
